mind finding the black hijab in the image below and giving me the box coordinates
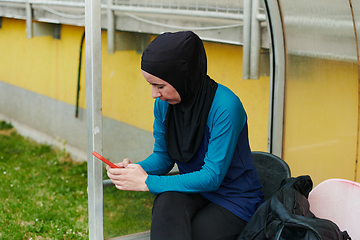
[141,31,218,163]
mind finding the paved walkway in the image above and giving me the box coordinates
[108,231,150,240]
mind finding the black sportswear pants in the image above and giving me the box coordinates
[150,192,247,240]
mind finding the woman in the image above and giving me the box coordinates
[107,31,264,240]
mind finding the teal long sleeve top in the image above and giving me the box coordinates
[138,84,263,221]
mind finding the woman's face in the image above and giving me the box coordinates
[142,70,181,105]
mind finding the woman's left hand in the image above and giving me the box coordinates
[106,164,149,192]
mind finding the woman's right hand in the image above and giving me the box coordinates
[106,158,149,191]
[106,158,130,188]
[113,158,132,168]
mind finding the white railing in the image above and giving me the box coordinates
[0,0,250,24]
[110,0,243,14]
[1,0,246,18]
[26,0,244,13]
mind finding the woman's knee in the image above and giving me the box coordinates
[152,192,208,217]
[153,192,184,210]
[191,203,247,240]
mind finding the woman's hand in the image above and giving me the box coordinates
[106,159,149,192]
[113,157,132,168]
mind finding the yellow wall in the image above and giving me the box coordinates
[2,17,358,185]
[204,42,270,151]
[0,17,270,151]
[101,32,154,131]
[283,55,359,185]
[0,18,85,107]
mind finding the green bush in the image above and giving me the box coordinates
[0,121,13,130]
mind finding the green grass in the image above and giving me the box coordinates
[103,189,154,238]
[0,122,154,239]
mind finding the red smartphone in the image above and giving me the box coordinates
[92,151,119,168]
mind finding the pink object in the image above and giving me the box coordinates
[308,178,360,239]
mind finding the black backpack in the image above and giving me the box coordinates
[238,176,351,240]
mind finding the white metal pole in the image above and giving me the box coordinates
[250,0,261,79]
[264,0,286,158]
[85,0,104,239]
[242,0,251,79]
[26,0,32,38]
[107,0,115,54]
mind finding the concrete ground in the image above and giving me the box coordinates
[108,231,150,240]
[0,113,87,162]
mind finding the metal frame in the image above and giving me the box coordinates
[249,0,261,79]
[107,0,115,54]
[243,0,267,79]
[26,0,32,38]
[85,0,104,239]
[264,0,286,158]
[242,0,251,79]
